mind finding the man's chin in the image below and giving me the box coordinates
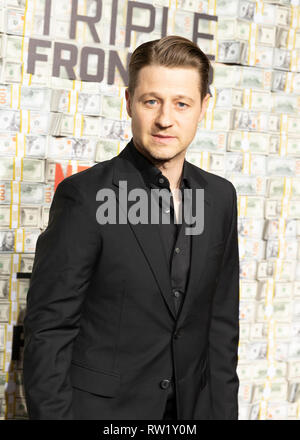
[147,148,177,162]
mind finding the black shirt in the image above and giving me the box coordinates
[127,139,192,317]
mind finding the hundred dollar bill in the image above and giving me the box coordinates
[266,401,289,420]
[266,198,300,219]
[264,219,297,239]
[257,260,296,281]
[229,175,266,196]
[0,325,4,350]
[101,118,131,141]
[273,47,292,70]
[237,196,265,218]
[51,90,102,116]
[212,63,272,91]
[189,130,227,152]
[266,239,298,259]
[269,135,300,156]
[59,114,102,137]
[41,206,49,229]
[48,136,97,160]
[288,341,300,358]
[274,323,293,339]
[238,381,253,403]
[6,0,26,7]
[239,323,250,340]
[239,237,266,259]
[253,380,288,401]
[0,254,12,275]
[267,178,300,199]
[287,360,300,379]
[245,44,274,68]
[233,110,282,132]
[237,362,254,381]
[240,280,258,299]
[210,87,244,108]
[226,153,266,175]
[216,0,256,20]
[20,87,51,111]
[185,151,223,172]
[271,92,300,114]
[0,302,10,323]
[274,282,294,298]
[258,299,292,321]
[217,40,246,64]
[0,205,42,228]
[271,71,300,94]
[258,4,292,27]
[257,281,293,300]
[238,218,264,238]
[216,18,251,41]
[19,254,34,273]
[0,181,54,205]
[24,135,47,158]
[0,373,6,394]
[4,8,25,35]
[0,158,45,182]
[16,279,30,302]
[239,259,257,279]
[249,323,268,340]
[246,341,268,360]
[0,276,9,299]
[95,139,119,162]
[228,131,270,154]
[239,300,256,322]
[101,95,124,120]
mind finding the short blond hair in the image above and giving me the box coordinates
[128,35,212,103]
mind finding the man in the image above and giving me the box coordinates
[23,35,240,420]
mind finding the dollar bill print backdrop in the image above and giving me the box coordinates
[0,0,299,420]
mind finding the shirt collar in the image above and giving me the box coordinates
[128,138,191,190]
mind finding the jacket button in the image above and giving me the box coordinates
[160,379,171,389]
[174,329,182,339]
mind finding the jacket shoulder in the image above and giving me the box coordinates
[187,160,235,196]
[56,157,116,194]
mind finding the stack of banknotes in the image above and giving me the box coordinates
[0,0,300,420]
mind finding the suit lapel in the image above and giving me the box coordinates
[112,143,176,318]
[111,140,213,322]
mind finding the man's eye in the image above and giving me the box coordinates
[145,100,188,108]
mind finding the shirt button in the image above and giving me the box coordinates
[160,379,171,389]
[175,247,180,253]
[158,177,165,184]
[174,329,182,339]
[173,290,180,298]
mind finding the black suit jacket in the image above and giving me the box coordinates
[23,138,240,420]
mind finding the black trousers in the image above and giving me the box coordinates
[162,379,177,420]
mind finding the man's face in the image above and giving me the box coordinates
[125,64,210,163]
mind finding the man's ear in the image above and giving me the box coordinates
[198,93,210,123]
[125,88,132,118]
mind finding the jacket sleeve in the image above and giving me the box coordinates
[23,178,101,419]
[208,182,240,420]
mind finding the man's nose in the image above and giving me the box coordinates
[155,103,173,127]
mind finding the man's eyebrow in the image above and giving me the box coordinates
[139,92,195,103]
